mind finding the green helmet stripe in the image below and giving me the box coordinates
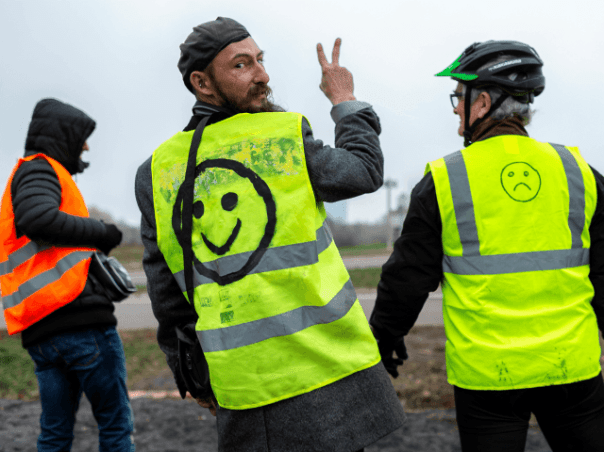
[435,52,478,81]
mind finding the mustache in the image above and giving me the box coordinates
[248,83,271,98]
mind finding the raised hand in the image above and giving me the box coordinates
[316,38,356,105]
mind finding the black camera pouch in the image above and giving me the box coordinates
[175,323,212,400]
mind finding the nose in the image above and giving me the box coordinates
[82,142,89,151]
[254,62,270,85]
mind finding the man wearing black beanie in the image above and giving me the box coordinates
[135,17,405,452]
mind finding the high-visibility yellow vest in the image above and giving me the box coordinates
[152,112,380,409]
[0,154,95,334]
[426,135,602,390]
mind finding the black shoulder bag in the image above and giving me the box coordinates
[88,251,137,301]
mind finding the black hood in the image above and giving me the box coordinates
[24,98,96,175]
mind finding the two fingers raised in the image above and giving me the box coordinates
[317,37,342,68]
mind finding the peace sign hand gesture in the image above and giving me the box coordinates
[317,38,356,106]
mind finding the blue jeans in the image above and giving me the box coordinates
[27,326,135,452]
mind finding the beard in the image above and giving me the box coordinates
[209,74,285,113]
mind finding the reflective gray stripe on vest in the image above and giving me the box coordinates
[196,278,357,352]
[444,151,480,255]
[550,143,586,248]
[174,220,333,291]
[0,242,50,277]
[444,248,589,275]
[443,144,588,276]
[1,251,92,309]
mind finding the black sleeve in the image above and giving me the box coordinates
[134,157,198,376]
[370,165,604,339]
[11,158,109,248]
[588,165,604,333]
[370,171,444,338]
[303,107,384,202]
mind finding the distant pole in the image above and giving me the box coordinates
[384,179,398,250]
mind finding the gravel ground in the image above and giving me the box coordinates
[0,397,554,451]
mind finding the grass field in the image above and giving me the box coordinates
[0,326,450,409]
[348,267,381,288]
[0,329,170,401]
[0,331,38,400]
[110,245,146,271]
[2,327,603,412]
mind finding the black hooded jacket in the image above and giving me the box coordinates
[10,99,117,348]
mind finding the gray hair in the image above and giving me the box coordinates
[462,55,535,124]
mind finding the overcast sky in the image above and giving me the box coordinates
[1,0,603,226]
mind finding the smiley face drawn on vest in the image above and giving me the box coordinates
[173,158,276,285]
[193,191,242,255]
[500,162,541,202]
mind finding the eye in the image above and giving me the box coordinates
[193,201,204,219]
[524,171,529,177]
[221,192,238,211]
[235,62,244,68]
[508,171,514,177]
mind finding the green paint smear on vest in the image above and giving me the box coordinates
[156,137,302,204]
[220,311,235,324]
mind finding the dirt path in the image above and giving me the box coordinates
[1,397,553,451]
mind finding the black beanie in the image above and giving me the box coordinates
[178,17,250,93]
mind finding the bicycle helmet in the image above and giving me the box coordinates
[436,40,545,146]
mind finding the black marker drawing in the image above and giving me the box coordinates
[500,162,541,202]
[173,158,276,285]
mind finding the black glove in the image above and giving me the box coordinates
[175,323,213,400]
[97,223,122,255]
[175,366,188,400]
[374,328,408,378]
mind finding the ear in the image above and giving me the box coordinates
[475,91,492,119]
[190,70,215,99]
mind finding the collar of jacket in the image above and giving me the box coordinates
[22,149,90,173]
[471,115,529,143]
[184,101,240,132]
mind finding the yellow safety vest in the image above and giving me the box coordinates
[152,112,380,409]
[427,135,602,390]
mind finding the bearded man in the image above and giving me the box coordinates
[134,17,405,452]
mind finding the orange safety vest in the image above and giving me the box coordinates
[0,154,95,335]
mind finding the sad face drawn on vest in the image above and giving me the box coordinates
[173,159,277,285]
[500,162,542,202]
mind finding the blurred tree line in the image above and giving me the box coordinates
[327,192,409,247]
[88,206,143,246]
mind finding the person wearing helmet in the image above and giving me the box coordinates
[370,40,604,451]
[135,17,405,452]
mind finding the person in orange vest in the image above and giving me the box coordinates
[0,98,135,451]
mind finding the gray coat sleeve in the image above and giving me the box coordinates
[304,101,384,202]
[134,157,198,379]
